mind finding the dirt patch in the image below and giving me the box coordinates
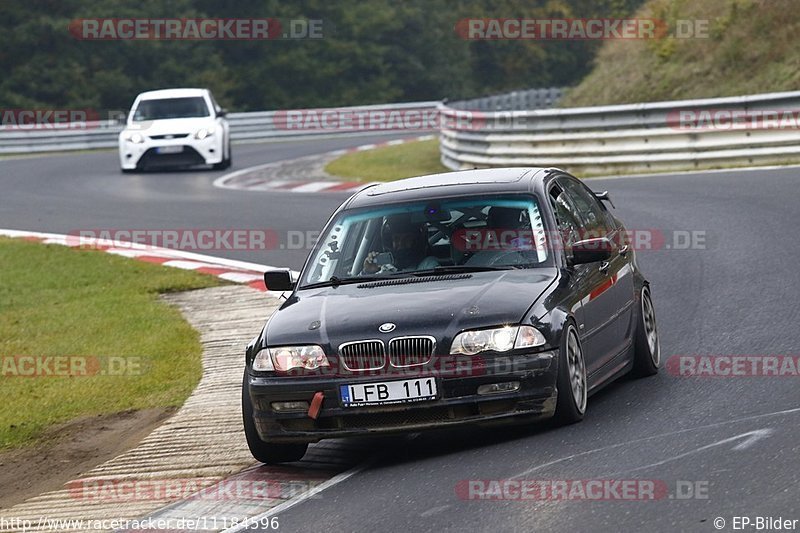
[0,407,174,510]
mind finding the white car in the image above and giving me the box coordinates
[119,88,231,172]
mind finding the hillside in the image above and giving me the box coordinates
[0,0,644,112]
[561,0,800,106]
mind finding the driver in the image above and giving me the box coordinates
[362,215,439,274]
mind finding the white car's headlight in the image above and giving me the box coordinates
[123,131,145,144]
[450,326,546,356]
[194,126,216,140]
[253,345,329,372]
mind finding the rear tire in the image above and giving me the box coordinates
[632,285,660,377]
[553,322,587,425]
[242,371,308,464]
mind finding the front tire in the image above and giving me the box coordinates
[242,371,308,464]
[553,322,587,425]
[632,285,660,377]
[212,139,232,170]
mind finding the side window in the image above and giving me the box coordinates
[558,177,614,237]
[548,184,583,252]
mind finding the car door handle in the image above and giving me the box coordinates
[599,261,610,273]
[618,244,629,257]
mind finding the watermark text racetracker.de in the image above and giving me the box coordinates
[68,18,323,40]
[0,109,101,130]
[667,355,800,377]
[454,18,712,40]
[456,479,709,501]
[668,108,800,131]
[452,228,707,253]
[67,228,706,254]
[68,476,326,502]
[274,106,440,133]
[0,355,145,377]
[69,228,281,252]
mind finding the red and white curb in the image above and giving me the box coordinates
[213,134,435,193]
[0,229,298,295]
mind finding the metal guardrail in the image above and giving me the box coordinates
[0,101,439,154]
[439,90,800,175]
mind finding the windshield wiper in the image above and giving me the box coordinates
[410,265,514,276]
[301,275,396,289]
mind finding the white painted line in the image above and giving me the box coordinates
[162,260,227,270]
[104,248,158,258]
[219,271,263,283]
[222,459,375,533]
[0,228,300,283]
[510,406,800,481]
[104,247,174,258]
[257,179,295,189]
[290,181,339,193]
[608,428,775,476]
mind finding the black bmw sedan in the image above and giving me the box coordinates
[243,167,660,463]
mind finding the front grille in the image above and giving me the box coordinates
[339,340,386,371]
[389,336,435,367]
[138,147,205,169]
[149,133,190,140]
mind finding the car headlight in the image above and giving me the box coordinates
[253,345,329,372]
[194,126,215,140]
[450,325,546,355]
[123,132,145,144]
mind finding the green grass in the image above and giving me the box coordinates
[561,0,800,106]
[0,237,224,450]
[325,138,448,182]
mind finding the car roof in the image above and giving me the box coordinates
[345,167,559,208]
[135,88,209,100]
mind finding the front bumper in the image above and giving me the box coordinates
[119,136,223,169]
[246,351,559,443]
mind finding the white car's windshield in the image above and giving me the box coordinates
[301,195,549,287]
[131,97,210,121]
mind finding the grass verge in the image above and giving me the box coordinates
[0,237,224,450]
[325,138,448,182]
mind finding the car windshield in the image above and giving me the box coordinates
[301,195,550,287]
[131,97,210,121]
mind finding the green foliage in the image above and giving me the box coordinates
[562,0,800,106]
[0,0,645,112]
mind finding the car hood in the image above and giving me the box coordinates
[125,117,216,136]
[265,269,557,351]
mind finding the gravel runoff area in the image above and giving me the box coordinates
[0,285,373,533]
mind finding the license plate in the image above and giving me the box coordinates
[156,145,183,154]
[340,377,438,407]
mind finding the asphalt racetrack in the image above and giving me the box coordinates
[3,139,799,532]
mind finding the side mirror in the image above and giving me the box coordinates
[594,190,615,208]
[217,108,228,118]
[571,237,613,265]
[263,270,294,291]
